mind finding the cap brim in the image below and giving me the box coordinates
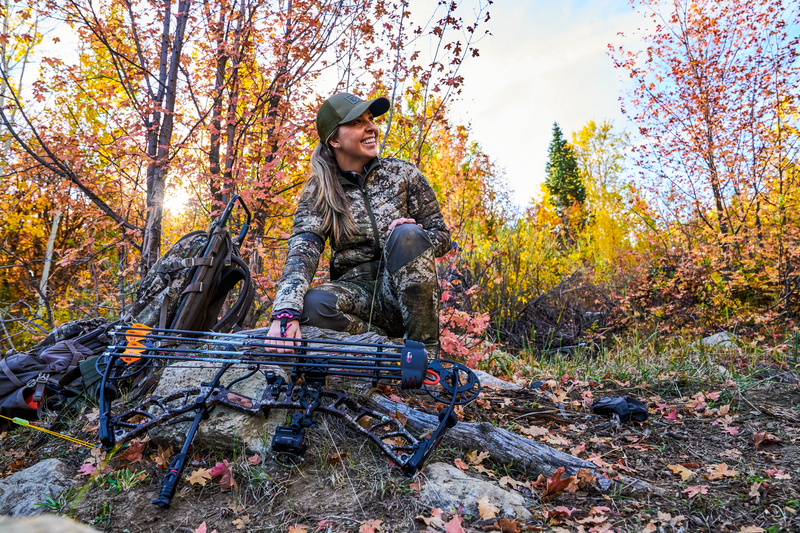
[338,96,391,126]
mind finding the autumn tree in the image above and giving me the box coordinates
[612,0,800,327]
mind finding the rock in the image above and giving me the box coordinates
[149,362,288,455]
[0,459,74,516]
[698,331,738,349]
[472,368,521,390]
[420,462,532,520]
[0,515,99,533]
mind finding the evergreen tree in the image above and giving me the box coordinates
[545,122,586,216]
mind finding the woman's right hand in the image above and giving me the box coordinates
[264,319,302,353]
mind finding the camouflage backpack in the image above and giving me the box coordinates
[127,195,255,333]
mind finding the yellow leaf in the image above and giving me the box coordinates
[667,464,694,481]
[465,450,490,465]
[358,518,382,533]
[705,463,738,481]
[186,468,212,486]
[232,515,249,530]
[520,425,549,437]
[476,496,499,519]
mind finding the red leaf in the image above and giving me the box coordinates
[118,441,146,463]
[443,514,465,533]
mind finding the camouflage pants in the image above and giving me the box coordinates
[301,224,439,344]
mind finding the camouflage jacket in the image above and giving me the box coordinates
[272,157,451,314]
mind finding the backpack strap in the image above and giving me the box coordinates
[159,256,215,274]
[210,255,255,332]
[0,358,23,388]
[63,340,86,368]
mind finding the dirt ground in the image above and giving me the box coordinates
[1,366,798,532]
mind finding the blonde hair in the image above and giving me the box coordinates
[307,135,356,244]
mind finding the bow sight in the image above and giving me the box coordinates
[96,324,480,508]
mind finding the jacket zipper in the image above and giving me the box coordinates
[360,173,381,262]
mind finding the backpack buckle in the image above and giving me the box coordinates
[37,373,50,384]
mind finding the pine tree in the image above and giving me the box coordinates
[545,122,586,216]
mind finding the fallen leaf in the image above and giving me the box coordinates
[328,452,349,465]
[152,445,173,471]
[764,467,791,480]
[247,454,261,466]
[738,527,765,533]
[194,523,218,533]
[473,463,497,478]
[287,525,308,533]
[705,463,738,481]
[641,522,657,533]
[465,450,490,465]
[547,506,575,525]
[570,443,586,456]
[77,463,96,476]
[498,517,518,532]
[748,481,762,501]
[543,434,571,446]
[520,425,549,437]
[443,514,465,533]
[498,475,525,490]
[667,464,694,481]
[118,441,146,463]
[718,404,730,415]
[665,408,679,420]
[390,410,408,426]
[454,458,469,471]
[577,468,597,487]
[753,432,781,449]
[477,496,499,519]
[232,515,249,530]
[682,485,708,498]
[209,460,237,491]
[588,454,610,468]
[719,448,742,459]
[359,518,382,533]
[187,468,212,486]
[541,467,578,500]
[415,508,445,528]
[706,391,720,401]
[723,426,739,435]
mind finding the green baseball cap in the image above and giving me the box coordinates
[317,93,391,144]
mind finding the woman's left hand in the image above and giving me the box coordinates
[387,217,422,235]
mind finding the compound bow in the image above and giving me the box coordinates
[96,325,480,508]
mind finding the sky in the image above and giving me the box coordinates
[418,0,644,208]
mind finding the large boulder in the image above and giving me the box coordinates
[148,362,288,455]
[420,462,532,520]
[0,515,99,533]
[0,459,74,516]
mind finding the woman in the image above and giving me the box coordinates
[266,92,451,354]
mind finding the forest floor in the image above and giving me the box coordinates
[1,339,798,533]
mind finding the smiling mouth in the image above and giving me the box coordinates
[361,136,376,146]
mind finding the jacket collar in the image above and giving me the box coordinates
[337,157,382,187]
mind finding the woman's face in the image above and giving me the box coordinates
[330,110,378,172]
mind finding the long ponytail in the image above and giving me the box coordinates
[307,137,356,244]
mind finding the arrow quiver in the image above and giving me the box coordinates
[97,324,481,508]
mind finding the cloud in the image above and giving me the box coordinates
[446,0,642,206]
